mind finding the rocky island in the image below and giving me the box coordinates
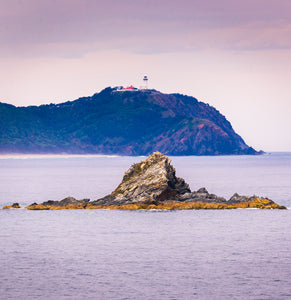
[18,152,285,210]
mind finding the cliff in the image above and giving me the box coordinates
[0,87,259,156]
[23,152,285,210]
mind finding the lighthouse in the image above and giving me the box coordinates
[142,75,148,89]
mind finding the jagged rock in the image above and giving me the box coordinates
[2,203,21,209]
[228,193,249,203]
[91,152,285,209]
[27,197,90,209]
[42,197,90,207]
[23,152,286,210]
[175,188,226,203]
[197,187,208,193]
[228,193,277,205]
[91,152,191,206]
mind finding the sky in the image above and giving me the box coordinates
[1,0,291,152]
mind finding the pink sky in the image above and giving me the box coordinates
[1,0,291,151]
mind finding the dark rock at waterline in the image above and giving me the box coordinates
[28,197,90,208]
[228,193,249,204]
[3,202,21,209]
[174,187,227,203]
[91,152,285,208]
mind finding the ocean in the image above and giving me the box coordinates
[1,153,291,299]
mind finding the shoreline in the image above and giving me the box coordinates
[3,198,286,210]
[0,152,291,160]
[0,154,123,160]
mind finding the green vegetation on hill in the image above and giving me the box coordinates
[0,88,258,155]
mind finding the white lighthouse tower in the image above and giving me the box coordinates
[142,75,148,89]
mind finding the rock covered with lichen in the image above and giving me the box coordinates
[16,152,286,210]
[27,197,90,210]
[3,203,21,209]
[91,152,191,206]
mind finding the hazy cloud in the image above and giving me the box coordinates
[1,0,291,57]
[2,1,291,150]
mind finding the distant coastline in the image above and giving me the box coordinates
[2,151,291,160]
[0,87,259,156]
[0,153,122,159]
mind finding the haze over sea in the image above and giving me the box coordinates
[1,153,291,299]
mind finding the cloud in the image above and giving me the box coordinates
[1,0,291,57]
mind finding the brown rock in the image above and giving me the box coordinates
[91,152,190,206]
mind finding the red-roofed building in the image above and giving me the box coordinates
[122,85,138,91]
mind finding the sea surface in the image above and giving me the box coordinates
[0,153,291,299]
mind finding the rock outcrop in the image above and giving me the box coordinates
[3,203,21,209]
[91,152,190,206]
[26,197,90,210]
[173,187,226,203]
[21,152,286,210]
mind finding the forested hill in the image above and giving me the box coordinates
[0,87,259,155]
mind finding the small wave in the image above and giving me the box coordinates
[0,154,121,160]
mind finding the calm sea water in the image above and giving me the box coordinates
[1,153,291,299]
